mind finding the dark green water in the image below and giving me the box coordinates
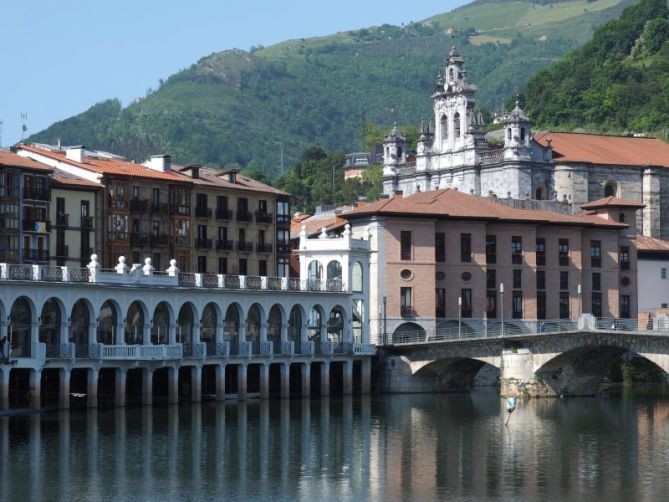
[2,391,669,501]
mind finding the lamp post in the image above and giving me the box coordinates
[577,283,582,320]
[458,296,462,340]
[500,282,505,337]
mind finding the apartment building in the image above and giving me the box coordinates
[341,189,641,340]
[0,151,51,264]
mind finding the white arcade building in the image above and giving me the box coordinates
[0,225,373,410]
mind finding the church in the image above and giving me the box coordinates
[382,47,669,239]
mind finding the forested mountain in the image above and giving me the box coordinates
[524,0,669,134]
[27,0,635,179]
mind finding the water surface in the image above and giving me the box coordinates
[2,392,669,501]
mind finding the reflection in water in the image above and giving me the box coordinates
[3,392,669,500]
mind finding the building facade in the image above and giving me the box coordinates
[342,189,640,342]
[382,47,669,239]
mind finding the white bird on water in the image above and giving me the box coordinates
[505,396,517,425]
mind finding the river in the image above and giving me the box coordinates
[2,391,669,501]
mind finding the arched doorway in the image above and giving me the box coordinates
[201,303,218,353]
[308,306,323,342]
[151,302,170,344]
[246,304,262,350]
[224,304,241,349]
[97,300,119,345]
[69,300,91,352]
[307,261,323,290]
[327,306,345,345]
[177,303,195,344]
[39,298,62,347]
[288,305,303,345]
[327,260,342,290]
[268,305,282,351]
[9,297,32,357]
[352,300,364,343]
[125,301,145,345]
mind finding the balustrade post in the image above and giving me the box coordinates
[191,366,202,403]
[143,368,153,406]
[115,368,127,407]
[239,276,247,289]
[59,368,71,409]
[237,364,248,400]
[301,362,311,398]
[0,263,7,279]
[87,368,98,408]
[259,363,269,399]
[215,364,226,401]
[280,362,290,399]
[31,264,40,281]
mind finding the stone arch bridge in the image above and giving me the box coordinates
[380,326,669,397]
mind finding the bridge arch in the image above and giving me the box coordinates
[413,357,501,392]
[392,322,427,344]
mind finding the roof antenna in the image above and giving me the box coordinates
[20,112,28,141]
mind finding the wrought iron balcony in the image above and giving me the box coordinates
[401,306,416,317]
[276,214,290,226]
[150,202,169,214]
[236,211,253,222]
[22,219,50,232]
[55,213,69,227]
[216,239,234,251]
[23,188,50,201]
[255,211,273,224]
[237,241,253,252]
[216,209,233,220]
[195,238,213,250]
[81,216,94,229]
[195,206,212,218]
[150,234,170,247]
[23,248,49,262]
[256,243,272,253]
[130,199,149,214]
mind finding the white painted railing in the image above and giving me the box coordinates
[98,344,183,360]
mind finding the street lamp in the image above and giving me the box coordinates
[458,296,462,340]
[500,282,505,337]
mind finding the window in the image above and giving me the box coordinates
[559,292,570,319]
[239,258,248,276]
[620,246,630,270]
[461,289,472,318]
[486,290,497,318]
[259,259,267,277]
[513,269,522,289]
[560,271,569,290]
[453,112,461,138]
[239,228,246,244]
[440,114,448,141]
[81,200,90,218]
[196,193,207,211]
[604,182,617,197]
[219,257,228,274]
[591,240,601,268]
[435,233,445,262]
[486,269,496,290]
[197,224,207,240]
[520,128,526,141]
[218,226,227,241]
[662,268,667,280]
[512,291,522,319]
[537,270,546,290]
[436,288,446,318]
[507,128,512,140]
[535,187,544,200]
[536,238,546,266]
[400,287,412,316]
[537,291,546,320]
[619,212,625,223]
[152,188,160,206]
[277,258,289,278]
[132,186,140,199]
[197,256,207,273]
[592,273,601,291]
[511,236,522,265]
[400,231,412,261]
[258,199,268,213]
[152,253,161,271]
[486,235,497,264]
[559,239,569,266]
[217,196,228,211]
[620,295,631,319]
[461,233,472,263]
[277,200,290,221]
[238,197,248,213]
[132,219,140,233]
[352,262,363,292]
[592,293,602,318]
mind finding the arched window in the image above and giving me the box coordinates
[224,305,240,341]
[268,305,282,342]
[288,306,303,343]
[440,114,448,141]
[397,146,402,158]
[308,307,322,342]
[449,68,454,81]
[520,128,526,141]
[352,300,364,343]
[308,260,322,290]
[69,300,90,345]
[619,212,626,223]
[176,304,194,344]
[535,187,545,201]
[40,298,61,345]
[327,307,345,343]
[604,182,617,198]
[125,302,145,345]
[9,297,32,357]
[453,112,461,138]
[246,304,261,342]
[507,128,512,140]
[151,302,170,345]
[97,300,118,344]
[201,303,217,343]
[352,262,363,292]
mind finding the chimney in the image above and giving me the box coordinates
[394,189,403,198]
[65,145,86,163]
[144,154,171,172]
[218,168,239,183]
[187,164,201,179]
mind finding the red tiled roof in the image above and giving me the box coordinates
[177,166,288,195]
[0,150,52,171]
[19,144,189,182]
[636,234,669,253]
[343,189,628,229]
[51,169,101,189]
[290,212,349,239]
[581,196,646,210]
[535,132,669,168]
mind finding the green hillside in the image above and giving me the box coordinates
[27,0,636,179]
[524,0,669,134]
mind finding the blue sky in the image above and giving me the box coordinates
[0,0,468,146]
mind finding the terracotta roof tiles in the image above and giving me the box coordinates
[636,234,669,253]
[0,150,52,171]
[581,196,646,210]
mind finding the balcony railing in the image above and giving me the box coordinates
[130,199,149,214]
[23,249,49,262]
[150,202,169,214]
[237,241,253,252]
[195,206,212,218]
[236,211,253,222]
[170,204,190,216]
[216,240,234,251]
[256,243,272,253]
[130,233,147,247]
[23,188,50,201]
[172,235,190,246]
[195,238,213,250]
[55,213,69,227]
[401,306,416,317]
[277,214,290,226]
[255,211,273,224]
[150,234,170,247]
[81,216,94,229]
[216,209,233,220]
[23,219,49,232]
